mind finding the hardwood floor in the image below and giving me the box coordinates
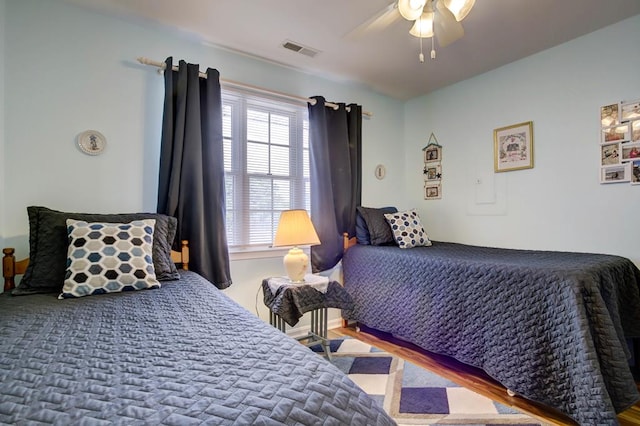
[328,326,640,426]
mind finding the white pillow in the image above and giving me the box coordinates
[384,209,432,249]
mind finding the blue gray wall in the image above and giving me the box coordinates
[0,1,405,325]
[405,14,640,265]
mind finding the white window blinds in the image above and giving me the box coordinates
[222,89,310,249]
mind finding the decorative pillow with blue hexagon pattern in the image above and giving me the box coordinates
[59,219,160,299]
[384,209,432,249]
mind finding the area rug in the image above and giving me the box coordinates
[311,338,542,426]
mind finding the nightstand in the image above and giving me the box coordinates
[262,276,354,359]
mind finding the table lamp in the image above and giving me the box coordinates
[273,209,321,283]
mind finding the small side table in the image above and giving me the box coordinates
[262,276,354,359]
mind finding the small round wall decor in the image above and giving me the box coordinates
[77,130,106,155]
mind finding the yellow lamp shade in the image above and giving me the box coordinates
[273,210,320,283]
[273,210,320,247]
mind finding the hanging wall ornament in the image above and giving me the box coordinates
[422,133,442,200]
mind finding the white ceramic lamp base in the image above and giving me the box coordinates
[283,247,308,283]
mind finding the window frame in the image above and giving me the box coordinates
[221,88,310,260]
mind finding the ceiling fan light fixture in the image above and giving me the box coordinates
[409,11,434,38]
[434,0,464,47]
[397,0,427,21]
[442,0,475,21]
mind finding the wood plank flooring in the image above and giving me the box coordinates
[328,326,640,425]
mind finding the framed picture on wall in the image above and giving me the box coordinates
[600,163,631,184]
[632,161,640,185]
[600,103,620,127]
[494,121,534,172]
[424,145,442,163]
[424,183,441,200]
[424,164,442,181]
[601,142,620,166]
[621,99,640,122]
[631,120,640,142]
[601,123,630,144]
[621,143,640,162]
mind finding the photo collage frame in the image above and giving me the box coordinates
[422,133,442,200]
[599,99,640,185]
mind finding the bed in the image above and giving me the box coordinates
[0,206,394,425]
[342,207,640,425]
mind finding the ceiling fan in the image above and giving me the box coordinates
[347,0,475,62]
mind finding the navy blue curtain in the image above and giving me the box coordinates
[157,57,232,289]
[308,96,362,272]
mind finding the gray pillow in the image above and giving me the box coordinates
[14,206,179,295]
[356,206,398,246]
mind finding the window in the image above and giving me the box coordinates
[222,89,310,251]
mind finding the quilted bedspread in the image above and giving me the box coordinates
[342,242,640,425]
[0,271,394,425]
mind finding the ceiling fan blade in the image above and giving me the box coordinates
[434,1,464,47]
[343,2,401,40]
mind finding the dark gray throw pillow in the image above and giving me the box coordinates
[14,206,180,295]
[356,206,398,246]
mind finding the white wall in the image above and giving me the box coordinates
[0,0,6,253]
[405,15,640,265]
[2,0,405,322]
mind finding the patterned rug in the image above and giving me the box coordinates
[311,338,542,426]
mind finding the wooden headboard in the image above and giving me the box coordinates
[171,240,190,271]
[343,232,357,252]
[2,241,190,292]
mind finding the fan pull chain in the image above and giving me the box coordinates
[431,37,436,59]
[419,37,425,63]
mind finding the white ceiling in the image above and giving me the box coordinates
[64,0,640,100]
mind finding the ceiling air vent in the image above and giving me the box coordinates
[281,40,320,58]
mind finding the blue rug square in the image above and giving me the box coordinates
[400,387,449,414]
[349,356,393,374]
[309,339,344,353]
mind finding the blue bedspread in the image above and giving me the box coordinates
[0,271,394,425]
[343,242,640,425]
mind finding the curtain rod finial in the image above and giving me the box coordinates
[137,56,166,71]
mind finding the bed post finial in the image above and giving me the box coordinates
[181,240,189,270]
[3,248,16,292]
